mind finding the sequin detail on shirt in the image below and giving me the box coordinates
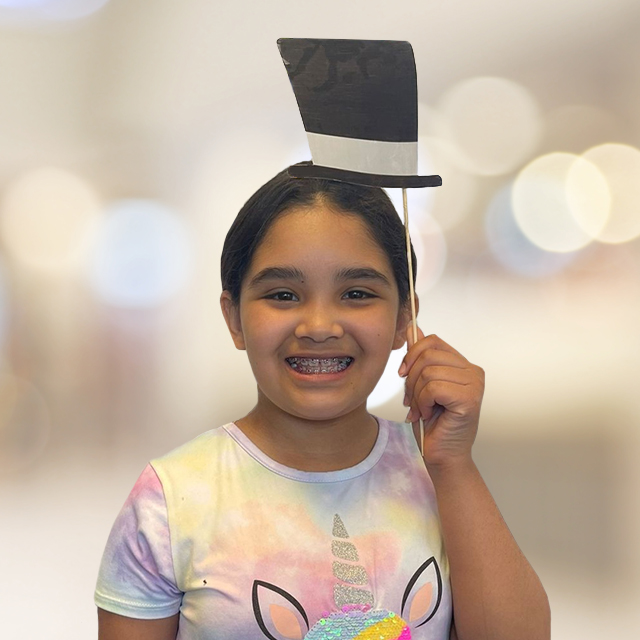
[306,605,411,640]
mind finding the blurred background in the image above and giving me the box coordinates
[0,0,639,637]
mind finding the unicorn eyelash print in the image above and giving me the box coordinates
[252,514,443,640]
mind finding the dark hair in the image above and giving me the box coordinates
[221,165,417,307]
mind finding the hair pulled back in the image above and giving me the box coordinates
[221,165,417,307]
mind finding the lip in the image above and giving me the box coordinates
[285,354,353,360]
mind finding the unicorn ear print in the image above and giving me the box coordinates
[400,557,443,628]
[252,580,310,640]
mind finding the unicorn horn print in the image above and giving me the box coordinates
[331,514,374,609]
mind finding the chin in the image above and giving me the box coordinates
[288,402,362,423]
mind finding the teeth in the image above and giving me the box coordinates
[287,357,353,374]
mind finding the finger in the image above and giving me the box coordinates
[402,352,474,409]
[404,365,474,407]
[411,406,443,456]
[420,404,444,439]
[403,355,470,389]
[399,332,465,377]
[408,333,464,358]
[406,393,437,424]
[404,350,472,384]
[406,370,444,422]
[399,324,424,376]
[407,378,476,423]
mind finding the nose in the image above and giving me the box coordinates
[294,301,344,342]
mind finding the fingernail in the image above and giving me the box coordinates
[398,362,407,377]
[405,408,415,423]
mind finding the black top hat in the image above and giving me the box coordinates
[277,38,441,189]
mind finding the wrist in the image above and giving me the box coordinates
[425,453,477,485]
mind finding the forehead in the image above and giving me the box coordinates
[251,204,392,271]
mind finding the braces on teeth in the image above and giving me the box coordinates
[287,357,353,373]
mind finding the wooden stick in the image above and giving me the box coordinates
[402,188,424,456]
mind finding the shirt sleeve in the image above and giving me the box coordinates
[94,463,183,619]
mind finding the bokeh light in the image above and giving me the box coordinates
[512,152,610,252]
[0,0,109,22]
[418,136,477,231]
[0,167,101,272]
[486,184,577,277]
[189,110,306,253]
[581,143,640,244]
[385,103,478,233]
[386,114,477,233]
[436,76,542,176]
[0,373,50,474]
[88,199,193,308]
[411,216,447,295]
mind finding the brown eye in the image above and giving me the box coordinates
[266,291,298,302]
[344,290,374,300]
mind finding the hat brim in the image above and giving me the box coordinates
[287,163,442,189]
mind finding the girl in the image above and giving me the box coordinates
[95,168,550,640]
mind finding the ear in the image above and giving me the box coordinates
[393,294,419,350]
[220,290,246,350]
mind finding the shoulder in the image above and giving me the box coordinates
[375,416,422,460]
[372,415,436,495]
[148,424,251,515]
[150,423,234,478]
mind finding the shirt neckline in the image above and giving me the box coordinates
[222,417,389,483]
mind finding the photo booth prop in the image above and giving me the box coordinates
[278,38,442,452]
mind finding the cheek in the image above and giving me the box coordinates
[241,309,291,355]
[356,311,400,349]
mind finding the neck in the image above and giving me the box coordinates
[235,393,379,472]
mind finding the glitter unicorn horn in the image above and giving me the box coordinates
[303,513,411,640]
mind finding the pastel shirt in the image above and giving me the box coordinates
[94,418,452,639]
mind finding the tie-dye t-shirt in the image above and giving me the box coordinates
[95,418,452,639]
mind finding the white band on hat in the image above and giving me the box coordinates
[306,132,418,176]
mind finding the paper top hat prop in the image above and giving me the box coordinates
[277,38,441,189]
[278,38,441,454]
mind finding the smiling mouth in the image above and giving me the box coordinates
[286,357,354,375]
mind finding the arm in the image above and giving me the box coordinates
[98,608,179,640]
[401,331,550,640]
[428,455,550,640]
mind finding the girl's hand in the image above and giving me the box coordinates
[398,326,485,470]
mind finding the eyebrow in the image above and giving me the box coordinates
[247,265,392,288]
[247,266,306,288]
[334,267,392,287]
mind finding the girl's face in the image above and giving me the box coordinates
[221,204,409,423]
